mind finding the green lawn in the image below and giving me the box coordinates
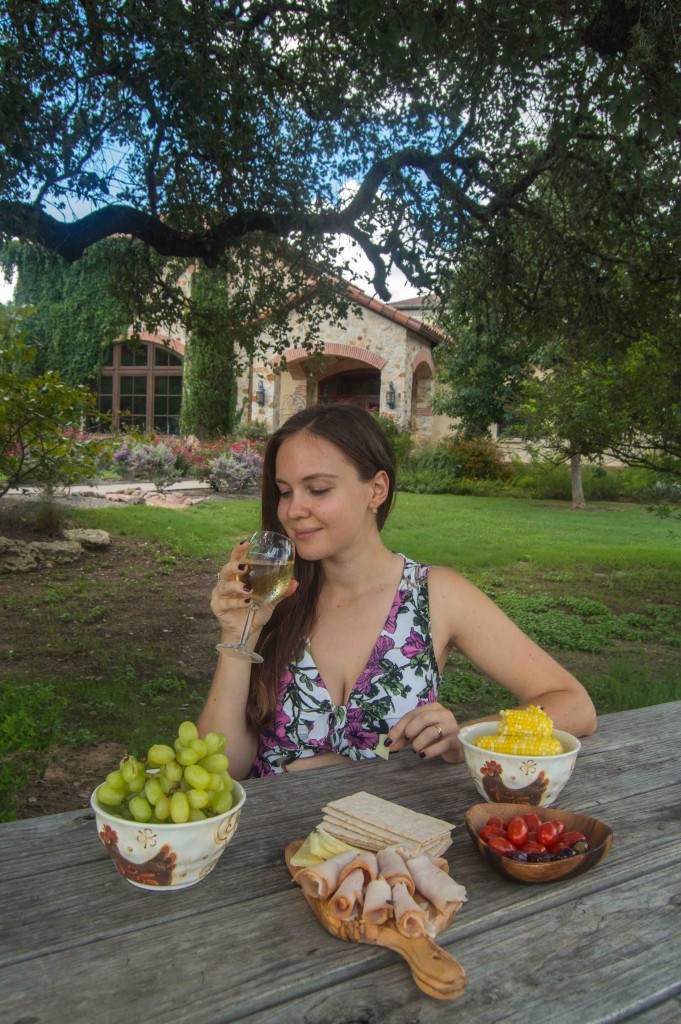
[1,492,680,820]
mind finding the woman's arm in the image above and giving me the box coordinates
[197,541,298,780]
[197,652,259,781]
[429,565,597,735]
[388,566,596,763]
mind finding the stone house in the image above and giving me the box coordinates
[98,281,453,441]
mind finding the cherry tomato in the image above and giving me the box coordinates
[486,816,504,830]
[522,812,543,832]
[486,836,517,855]
[506,816,529,847]
[480,825,507,843]
[549,819,566,840]
[536,821,561,849]
[561,831,587,846]
[518,840,548,854]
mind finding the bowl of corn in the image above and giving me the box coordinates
[458,706,580,807]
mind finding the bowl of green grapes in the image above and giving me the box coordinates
[91,720,246,890]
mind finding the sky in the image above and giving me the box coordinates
[0,274,14,304]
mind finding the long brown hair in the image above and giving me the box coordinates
[247,404,396,732]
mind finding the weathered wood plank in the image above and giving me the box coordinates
[2,856,679,1024]
[1,721,678,881]
[1,781,679,967]
[1,705,679,1024]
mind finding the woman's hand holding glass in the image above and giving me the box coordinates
[212,532,297,664]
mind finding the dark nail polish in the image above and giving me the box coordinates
[383,737,393,747]
[243,585,253,593]
[244,598,251,603]
[419,752,427,759]
[237,563,246,571]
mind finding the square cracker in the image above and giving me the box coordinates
[322,791,454,843]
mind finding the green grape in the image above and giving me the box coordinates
[178,720,199,746]
[96,783,125,807]
[188,808,206,822]
[127,772,147,794]
[129,796,153,823]
[144,777,164,805]
[204,732,226,755]
[165,759,183,782]
[220,772,233,793]
[155,794,171,820]
[199,753,229,774]
[157,771,174,795]
[170,791,190,823]
[176,746,201,766]
[147,743,176,767]
[187,787,211,809]
[206,772,223,791]
[188,738,208,759]
[174,737,184,754]
[120,755,143,784]
[211,790,234,815]
[184,764,210,791]
[105,769,127,791]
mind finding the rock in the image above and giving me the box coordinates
[0,536,41,573]
[0,536,83,572]
[62,528,112,548]
[31,540,84,564]
[105,488,146,504]
[145,493,205,508]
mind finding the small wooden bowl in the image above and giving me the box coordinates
[465,803,613,884]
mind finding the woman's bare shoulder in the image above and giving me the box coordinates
[426,563,477,594]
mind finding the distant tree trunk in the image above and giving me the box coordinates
[570,453,586,510]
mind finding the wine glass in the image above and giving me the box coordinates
[216,530,295,663]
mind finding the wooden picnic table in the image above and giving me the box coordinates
[2,702,680,1024]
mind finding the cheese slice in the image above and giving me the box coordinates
[290,834,325,867]
[374,734,391,760]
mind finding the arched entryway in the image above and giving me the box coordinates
[318,368,380,411]
[270,343,388,427]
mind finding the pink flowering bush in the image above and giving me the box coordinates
[110,433,266,491]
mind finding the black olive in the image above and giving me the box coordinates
[528,852,552,862]
[507,850,529,861]
[554,847,578,859]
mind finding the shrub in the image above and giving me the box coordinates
[411,436,511,481]
[373,413,414,467]
[115,441,182,492]
[1,306,112,499]
[207,446,264,492]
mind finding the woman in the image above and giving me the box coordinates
[198,404,596,780]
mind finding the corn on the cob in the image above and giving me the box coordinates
[499,706,553,737]
[475,734,564,756]
[473,705,564,756]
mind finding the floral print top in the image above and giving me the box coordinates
[249,556,440,777]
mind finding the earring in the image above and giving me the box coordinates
[369,505,378,515]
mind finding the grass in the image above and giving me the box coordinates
[2,492,680,820]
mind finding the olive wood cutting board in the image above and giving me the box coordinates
[285,839,466,1001]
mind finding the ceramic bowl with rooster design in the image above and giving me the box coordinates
[458,723,580,807]
[91,781,246,890]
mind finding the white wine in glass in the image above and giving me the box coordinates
[216,531,294,663]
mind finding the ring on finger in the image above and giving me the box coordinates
[434,723,443,739]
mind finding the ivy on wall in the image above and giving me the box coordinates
[180,265,239,438]
[0,239,177,385]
